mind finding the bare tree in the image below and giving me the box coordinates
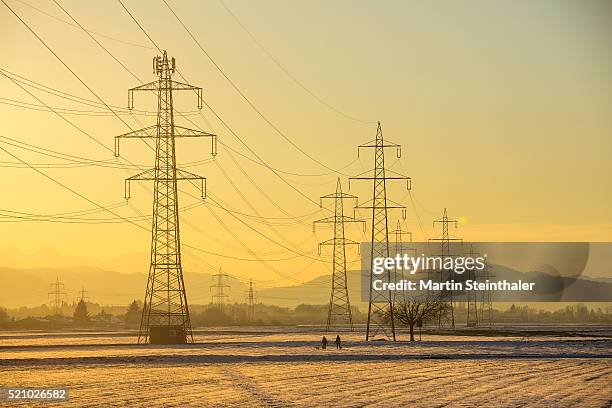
[393,295,450,341]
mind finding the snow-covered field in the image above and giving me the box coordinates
[0,327,610,407]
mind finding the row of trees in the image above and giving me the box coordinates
[1,301,610,332]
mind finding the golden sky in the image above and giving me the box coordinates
[0,0,610,286]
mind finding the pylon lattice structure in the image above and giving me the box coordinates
[79,286,87,303]
[391,220,413,303]
[429,208,462,328]
[465,244,479,327]
[350,122,411,341]
[48,276,66,315]
[479,259,494,326]
[115,51,217,344]
[247,279,256,322]
[314,178,365,332]
[211,269,230,312]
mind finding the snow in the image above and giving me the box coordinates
[0,327,610,407]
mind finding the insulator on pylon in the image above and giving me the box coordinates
[210,136,217,156]
[124,180,131,200]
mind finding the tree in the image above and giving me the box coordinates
[393,295,450,341]
[73,300,89,326]
[125,300,142,325]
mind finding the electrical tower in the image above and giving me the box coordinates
[429,208,462,328]
[465,244,479,327]
[479,259,494,326]
[246,279,256,323]
[48,276,66,316]
[78,286,87,303]
[391,220,413,303]
[350,122,411,341]
[211,268,230,312]
[115,51,217,344]
[314,178,364,332]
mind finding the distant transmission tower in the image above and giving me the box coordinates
[79,286,87,303]
[466,244,479,327]
[211,268,230,312]
[246,279,256,322]
[479,258,494,326]
[350,122,411,341]
[115,51,216,344]
[429,208,461,328]
[314,178,364,332]
[391,220,413,303]
[48,276,66,315]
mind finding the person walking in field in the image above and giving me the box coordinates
[321,336,328,350]
[335,335,341,350]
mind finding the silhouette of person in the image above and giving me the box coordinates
[321,336,328,350]
[335,335,341,350]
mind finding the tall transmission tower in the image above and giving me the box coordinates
[466,244,479,327]
[350,122,411,341]
[115,51,217,344]
[48,276,66,316]
[391,220,413,303]
[211,268,230,312]
[246,279,256,323]
[429,208,461,328]
[314,178,364,332]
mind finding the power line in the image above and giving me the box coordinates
[1,0,139,137]
[12,0,156,50]
[161,0,350,176]
[116,0,335,216]
[3,0,343,285]
[0,96,200,117]
[218,0,374,125]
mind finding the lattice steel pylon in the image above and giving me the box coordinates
[391,220,413,303]
[247,279,256,322]
[466,244,479,327]
[350,122,411,341]
[115,51,216,344]
[429,208,462,328]
[48,276,66,316]
[314,178,364,332]
[479,259,494,326]
[211,268,230,312]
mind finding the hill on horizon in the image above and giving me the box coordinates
[1,263,611,309]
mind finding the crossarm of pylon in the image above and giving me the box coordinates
[357,141,402,158]
[318,238,360,255]
[313,215,365,232]
[167,80,203,109]
[129,80,159,92]
[127,80,203,109]
[176,169,207,198]
[127,81,158,109]
[114,125,217,157]
[123,168,155,199]
[354,201,407,220]
[319,192,358,208]
[123,168,207,199]
[349,176,411,190]
[174,126,217,156]
[348,171,411,190]
[114,125,157,156]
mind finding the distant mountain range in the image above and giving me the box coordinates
[1,262,610,309]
